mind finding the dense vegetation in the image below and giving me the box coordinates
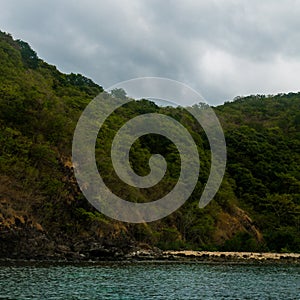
[0,31,299,256]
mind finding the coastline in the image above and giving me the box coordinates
[125,249,300,264]
[161,250,300,262]
[1,250,299,265]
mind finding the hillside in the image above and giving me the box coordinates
[0,31,299,260]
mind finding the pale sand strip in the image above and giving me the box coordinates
[163,251,300,260]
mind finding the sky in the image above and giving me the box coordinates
[1,0,300,105]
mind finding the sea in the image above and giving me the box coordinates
[0,261,299,299]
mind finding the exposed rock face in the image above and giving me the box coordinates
[0,220,55,259]
[0,194,132,260]
[231,206,263,242]
[213,205,263,245]
[0,160,133,260]
[0,219,134,261]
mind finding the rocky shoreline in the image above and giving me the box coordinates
[1,249,299,264]
[126,249,300,264]
[0,220,299,264]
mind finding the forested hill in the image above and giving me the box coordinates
[0,30,299,260]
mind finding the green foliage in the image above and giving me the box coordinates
[110,88,127,100]
[222,232,265,252]
[16,39,39,69]
[0,31,299,252]
[264,226,300,253]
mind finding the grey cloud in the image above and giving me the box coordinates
[1,0,300,105]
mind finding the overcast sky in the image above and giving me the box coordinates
[1,0,300,105]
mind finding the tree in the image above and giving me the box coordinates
[110,88,127,100]
[16,40,39,69]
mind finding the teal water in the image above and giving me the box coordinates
[0,261,299,299]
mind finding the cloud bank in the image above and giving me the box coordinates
[1,0,300,105]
